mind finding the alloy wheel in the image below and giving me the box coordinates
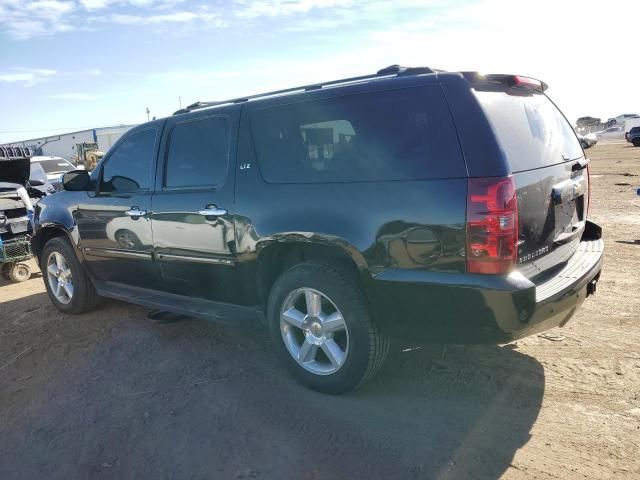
[280,287,349,375]
[46,251,74,304]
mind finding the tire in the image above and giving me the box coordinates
[41,236,100,314]
[633,138,640,147]
[267,261,388,394]
[9,263,31,283]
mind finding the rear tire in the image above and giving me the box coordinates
[267,261,388,394]
[9,263,31,283]
[633,138,640,147]
[41,237,100,314]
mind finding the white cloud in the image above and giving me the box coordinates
[79,0,115,9]
[110,9,221,26]
[112,11,196,24]
[0,0,76,38]
[0,68,57,86]
[234,0,350,18]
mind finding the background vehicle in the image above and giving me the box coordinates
[577,133,598,149]
[595,126,625,140]
[29,162,56,195]
[0,155,38,283]
[72,142,104,171]
[30,156,81,191]
[32,66,603,393]
[626,126,640,146]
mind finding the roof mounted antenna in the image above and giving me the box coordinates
[174,64,438,115]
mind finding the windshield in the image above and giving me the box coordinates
[475,91,583,172]
[34,158,74,173]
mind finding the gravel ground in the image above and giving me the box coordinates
[0,142,639,479]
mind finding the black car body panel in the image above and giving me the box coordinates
[372,221,602,342]
[32,68,603,344]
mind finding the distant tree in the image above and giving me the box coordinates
[576,116,601,127]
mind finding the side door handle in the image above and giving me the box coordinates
[124,206,147,218]
[198,205,227,217]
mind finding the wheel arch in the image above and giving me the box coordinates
[32,224,77,266]
[254,236,370,310]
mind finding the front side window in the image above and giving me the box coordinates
[251,86,465,183]
[100,130,156,194]
[165,116,231,188]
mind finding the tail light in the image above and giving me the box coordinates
[466,176,518,274]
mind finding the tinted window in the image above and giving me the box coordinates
[475,91,583,172]
[165,116,230,188]
[252,87,465,183]
[101,129,155,193]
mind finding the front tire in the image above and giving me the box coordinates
[267,262,388,394]
[9,263,31,283]
[41,237,99,314]
[633,138,640,147]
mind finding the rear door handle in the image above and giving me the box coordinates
[124,206,147,218]
[198,205,227,217]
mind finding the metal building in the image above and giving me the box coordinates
[0,125,137,161]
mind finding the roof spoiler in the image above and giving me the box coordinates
[461,72,549,92]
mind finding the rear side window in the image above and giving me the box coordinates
[475,91,583,172]
[251,86,465,183]
[165,116,230,188]
[101,129,156,194]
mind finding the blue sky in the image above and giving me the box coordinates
[0,0,638,143]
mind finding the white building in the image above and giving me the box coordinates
[1,124,137,161]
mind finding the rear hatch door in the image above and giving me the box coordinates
[475,84,588,280]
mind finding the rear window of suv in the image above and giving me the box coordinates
[475,91,583,172]
[251,86,465,183]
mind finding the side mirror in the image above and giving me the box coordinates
[62,170,91,191]
[29,179,45,186]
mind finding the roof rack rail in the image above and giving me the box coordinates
[173,64,436,115]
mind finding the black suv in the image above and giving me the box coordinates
[626,126,640,146]
[32,66,603,393]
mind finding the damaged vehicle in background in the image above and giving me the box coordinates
[0,149,46,282]
[32,66,604,394]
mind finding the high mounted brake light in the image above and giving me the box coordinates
[466,176,518,274]
[463,72,549,92]
[513,75,544,91]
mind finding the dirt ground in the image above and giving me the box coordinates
[1,142,639,480]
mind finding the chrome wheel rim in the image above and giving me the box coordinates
[46,251,74,304]
[280,287,349,375]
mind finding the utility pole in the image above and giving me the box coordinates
[146,107,150,122]
[179,96,182,109]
